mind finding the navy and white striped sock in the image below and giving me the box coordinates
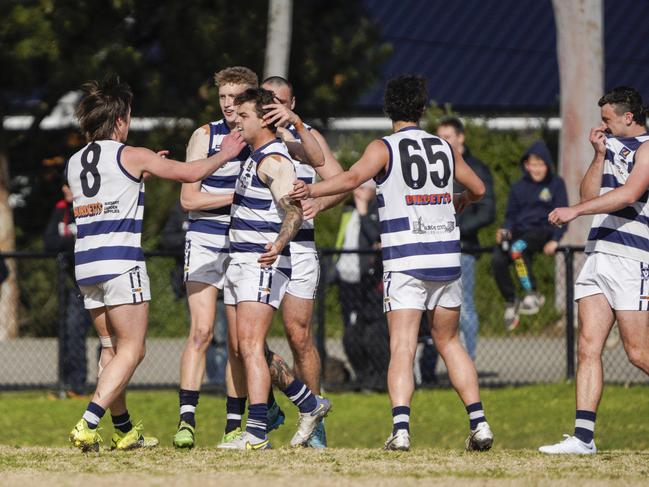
[282,379,317,413]
[574,410,596,443]
[83,402,105,430]
[392,406,410,434]
[466,402,487,430]
[111,411,132,433]
[246,403,268,440]
[179,389,199,427]
[225,396,247,434]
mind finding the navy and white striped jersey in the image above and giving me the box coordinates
[375,126,461,281]
[66,140,145,286]
[586,133,649,262]
[229,138,295,277]
[185,119,251,252]
[285,123,317,254]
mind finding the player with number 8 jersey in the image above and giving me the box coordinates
[66,75,245,453]
[290,75,493,452]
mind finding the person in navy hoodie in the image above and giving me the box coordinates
[492,141,568,330]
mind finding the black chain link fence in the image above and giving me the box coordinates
[0,248,647,393]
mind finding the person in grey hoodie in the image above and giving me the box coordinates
[492,140,568,330]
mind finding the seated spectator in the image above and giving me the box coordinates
[492,140,568,331]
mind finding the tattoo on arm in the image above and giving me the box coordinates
[267,349,295,390]
[275,198,303,250]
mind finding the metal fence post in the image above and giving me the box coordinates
[563,247,575,380]
[56,253,67,397]
[315,251,328,374]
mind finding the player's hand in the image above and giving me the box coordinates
[156,150,169,158]
[219,131,246,160]
[301,198,322,220]
[496,228,511,244]
[543,240,559,255]
[289,180,311,200]
[453,191,470,214]
[263,103,300,128]
[258,241,281,267]
[589,123,607,156]
[548,206,578,226]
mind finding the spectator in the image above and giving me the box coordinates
[437,117,495,360]
[335,180,388,390]
[43,182,92,397]
[492,140,568,330]
[160,202,227,386]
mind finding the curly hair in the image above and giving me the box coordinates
[75,74,132,142]
[383,75,428,123]
[599,86,647,126]
[233,88,278,131]
[214,66,258,89]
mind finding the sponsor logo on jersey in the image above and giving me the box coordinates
[619,147,631,158]
[74,202,103,218]
[103,200,120,215]
[411,217,455,235]
[404,192,451,206]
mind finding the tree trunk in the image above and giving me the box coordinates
[553,0,603,245]
[0,150,19,340]
[263,0,293,79]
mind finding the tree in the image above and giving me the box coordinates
[0,0,390,337]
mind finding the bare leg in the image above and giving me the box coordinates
[282,293,321,393]
[386,309,422,407]
[575,294,615,412]
[428,306,480,406]
[90,308,126,415]
[616,309,649,374]
[90,302,148,409]
[179,282,218,390]
[225,304,247,397]
[236,302,274,405]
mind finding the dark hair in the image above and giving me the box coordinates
[233,88,278,131]
[384,75,428,122]
[76,75,132,142]
[262,76,294,98]
[598,86,647,126]
[438,116,465,134]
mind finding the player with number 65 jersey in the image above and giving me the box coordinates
[290,75,493,452]
[66,75,245,453]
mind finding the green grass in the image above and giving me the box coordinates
[1,384,648,485]
[0,384,648,451]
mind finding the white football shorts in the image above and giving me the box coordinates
[575,252,649,310]
[183,238,229,289]
[382,271,462,312]
[223,262,291,310]
[286,252,320,300]
[80,265,151,309]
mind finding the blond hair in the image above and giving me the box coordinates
[214,66,258,89]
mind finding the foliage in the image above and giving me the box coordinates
[3,0,390,243]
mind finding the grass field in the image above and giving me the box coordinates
[1,384,648,486]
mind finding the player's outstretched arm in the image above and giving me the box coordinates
[302,128,349,219]
[121,131,245,183]
[580,124,608,202]
[180,126,235,212]
[257,155,304,266]
[549,142,649,226]
[453,147,486,212]
[291,139,388,200]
